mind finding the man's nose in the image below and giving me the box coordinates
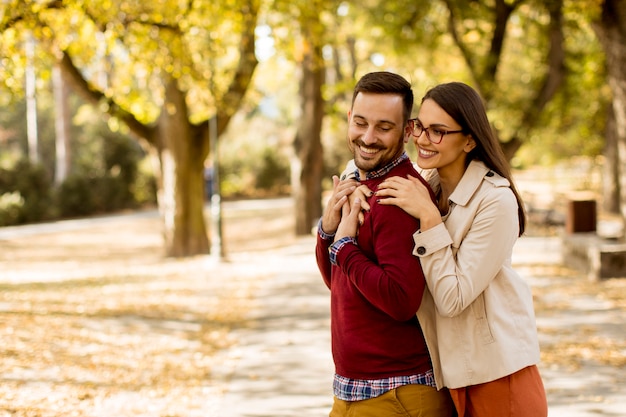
[361,127,377,145]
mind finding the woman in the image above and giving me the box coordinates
[338,82,547,417]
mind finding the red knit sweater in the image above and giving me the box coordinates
[316,158,435,380]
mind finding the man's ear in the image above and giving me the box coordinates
[403,123,412,143]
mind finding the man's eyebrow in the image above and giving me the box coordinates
[353,114,397,126]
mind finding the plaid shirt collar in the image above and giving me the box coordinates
[354,152,409,181]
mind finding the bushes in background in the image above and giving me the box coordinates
[0,153,157,227]
[0,141,291,226]
[0,160,53,226]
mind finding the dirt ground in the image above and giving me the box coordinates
[512,236,626,416]
[0,191,625,416]
[0,202,296,416]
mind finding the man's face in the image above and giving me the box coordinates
[347,92,409,175]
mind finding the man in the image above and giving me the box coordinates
[315,71,454,417]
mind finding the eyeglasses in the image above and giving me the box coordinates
[409,119,464,144]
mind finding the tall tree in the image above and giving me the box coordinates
[271,0,339,235]
[362,0,570,159]
[52,60,71,185]
[442,0,567,158]
[0,0,260,256]
[292,1,326,235]
[593,0,626,227]
[24,31,39,164]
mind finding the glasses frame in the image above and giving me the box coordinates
[409,119,464,144]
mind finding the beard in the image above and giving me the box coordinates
[350,135,404,174]
[353,146,384,172]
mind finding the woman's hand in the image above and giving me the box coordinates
[376,175,442,229]
[335,197,361,242]
[320,176,358,235]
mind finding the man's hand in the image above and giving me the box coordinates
[347,183,373,225]
[335,197,361,242]
[320,175,358,235]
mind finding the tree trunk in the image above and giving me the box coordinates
[594,0,626,231]
[293,24,325,235]
[58,31,258,257]
[53,61,72,185]
[157,78,209,257]
[25,31,39,164]
[53,0,260,257]
[445,0,565,159]
[603,105,620,213]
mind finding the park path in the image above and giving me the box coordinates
[210,232,626,417]
[1,198,625,416]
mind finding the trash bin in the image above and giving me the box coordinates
[566,199,596,234]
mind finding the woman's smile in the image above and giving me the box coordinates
[418,147,438,159]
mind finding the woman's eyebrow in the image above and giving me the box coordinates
[418,119,454,128]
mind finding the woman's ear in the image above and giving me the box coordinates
[464,135,477,153]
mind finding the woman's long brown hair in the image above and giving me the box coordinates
[422,82,527,236]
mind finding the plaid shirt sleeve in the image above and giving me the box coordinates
[329,236,358,266]
[317,218,335,241]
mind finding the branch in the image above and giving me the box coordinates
[2,0,155,144]
[444,0,478,88]
[214,0,260,135]
[483,0,518,87]
[445,0,522,102]
[521,0,565,129]
[0,0,63,31]
[59,51,155,143]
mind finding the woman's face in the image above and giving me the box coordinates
[412,98,476,175]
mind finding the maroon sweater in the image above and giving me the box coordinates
[316,158,436,380]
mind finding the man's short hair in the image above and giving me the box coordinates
[352,71,414,122]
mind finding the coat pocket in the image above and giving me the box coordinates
[472,293,495,344]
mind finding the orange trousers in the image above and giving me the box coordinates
[449,365,547,417]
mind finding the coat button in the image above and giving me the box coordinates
[416,246,426,255]
[486,171,494,177]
